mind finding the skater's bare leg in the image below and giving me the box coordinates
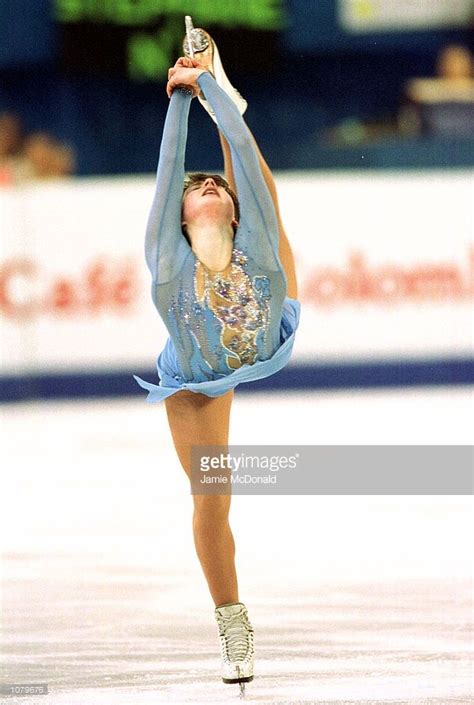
[164,389,238,607]
[218,130,298,299]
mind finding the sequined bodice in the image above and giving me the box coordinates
[194,248,272,369]
[156,247,286,383]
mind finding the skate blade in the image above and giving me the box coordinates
[183,28,210,57]
[222,674,253,684]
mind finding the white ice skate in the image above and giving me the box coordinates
[183,16,248,124]
[214,602,254,692]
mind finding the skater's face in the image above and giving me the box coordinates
[182,175,239,238]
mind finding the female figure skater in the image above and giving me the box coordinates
[133,28,300,689]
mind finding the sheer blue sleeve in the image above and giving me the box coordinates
[145,88,193,284]
[196,72,281,272]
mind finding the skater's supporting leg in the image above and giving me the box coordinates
[164,389,238,608]
[218,129,298,300]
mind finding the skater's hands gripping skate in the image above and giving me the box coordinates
[166,57,207,99]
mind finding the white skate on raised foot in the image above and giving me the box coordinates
[214,601,254,698]
[183,15,248,124]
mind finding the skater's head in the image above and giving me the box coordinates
[181,173,240,246]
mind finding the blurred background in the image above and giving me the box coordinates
[1,3,473,703]
[0,0,473,401]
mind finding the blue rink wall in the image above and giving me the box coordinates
[0,170,472,403]
[1,358,474,403]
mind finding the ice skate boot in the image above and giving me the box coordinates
[183,17,248,124]
[214,601,254,693]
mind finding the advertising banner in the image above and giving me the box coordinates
[1,171,472,377]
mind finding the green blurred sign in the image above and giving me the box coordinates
[56,0,284,29]
[55,0,284,80]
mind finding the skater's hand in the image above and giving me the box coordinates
[167,56,200,83]
[166,63,207,99]
[172,56,201,70]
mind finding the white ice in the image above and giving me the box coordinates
[1,386,473,704]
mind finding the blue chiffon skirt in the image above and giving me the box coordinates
[133,296,301,403]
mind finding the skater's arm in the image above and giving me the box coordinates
[145,88,193,284]
[219,127,298,298]
[219,129,284,222]
[196,72,280,270]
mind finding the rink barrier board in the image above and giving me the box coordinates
[1,357,473,403]
[1,172,472,393]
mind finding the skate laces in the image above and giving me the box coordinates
[216,608,254,663]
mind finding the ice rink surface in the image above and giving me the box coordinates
[1,386,473,705]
